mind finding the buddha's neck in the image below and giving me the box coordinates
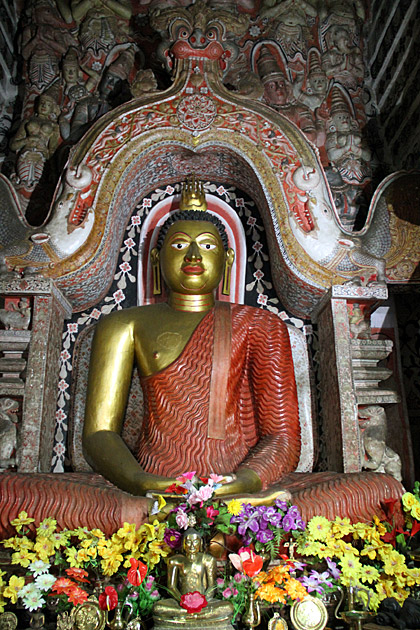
[168,292,214,312]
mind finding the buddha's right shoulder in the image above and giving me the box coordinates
[94,304,165,330]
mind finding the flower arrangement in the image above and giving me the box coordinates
[229,498,306,560]
[214,547,265,622]
[295,514,420,610]
[0,511,169,615]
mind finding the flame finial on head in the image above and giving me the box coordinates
[179,175,207,212]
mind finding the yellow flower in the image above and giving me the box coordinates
[36,518,57,538]
[382,550,406,576]
[11,549,36,568]
[359,565,380,584]
[360,545,377,560]
[339,553,362,584]
[307,516,332,542]
[227,499,243,516]
[90,529,106,539]
[76,548,91,563]
[50,531,70,549]
[3,576,25,604]
[34,537,55,561]
[405,567,420,587]
[332,517,353,537]
[11,511,35,532]
[372,515,387,536]
[402,492,417,510]
[71,527,91,540]
[411,504,420,520]
[0,598,5,614]
[284,577,308,601]
[65,547,81,568]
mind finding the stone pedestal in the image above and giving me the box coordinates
[0,274,72,472]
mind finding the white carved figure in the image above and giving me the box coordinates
[348,303,371,338]
[358,406,402,482]
[0,298,31,330]
[44,164,94,257]
[0,398,19,470]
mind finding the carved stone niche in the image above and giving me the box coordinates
[313,284,404,476]
[0,274,72,473]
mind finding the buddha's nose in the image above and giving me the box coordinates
[185,241,201,261]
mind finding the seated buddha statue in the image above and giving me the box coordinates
[82,176,301,498]
[0,178,404,536]
[153,528,233,628]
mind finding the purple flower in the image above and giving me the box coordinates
[256,528,274,543]
[282,513,296,532]
[326,558,341,580]
[286,506,301,519]
[268,513,284,527]
[164,528,182,549]
[129,591,139,599]
[151,590,160,599]
[275,499,288,511]
[295,518,306,530]
[300,574,324,595]
[144,576,155,591]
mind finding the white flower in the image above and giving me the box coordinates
[19,583,39,598]
[35,573,56,592]
[29,560,50,576]
[188,514,197,527]
[21,589,46,612]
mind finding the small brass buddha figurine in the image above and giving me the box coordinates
[153,528,233,628]
[83,176,301,497]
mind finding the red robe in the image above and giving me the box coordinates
[138,303,301,489]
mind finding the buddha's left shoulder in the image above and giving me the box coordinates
[230,303,287,330]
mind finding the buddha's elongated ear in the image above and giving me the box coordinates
[222,247,235,296]
[150,247,161,295]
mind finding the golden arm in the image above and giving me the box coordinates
[83,313,175,495]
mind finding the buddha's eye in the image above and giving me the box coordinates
[199,242,216,250]
[171,242,188,250]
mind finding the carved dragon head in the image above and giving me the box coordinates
[150,1,249,73]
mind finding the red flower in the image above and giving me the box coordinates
[410,520,420,537]
[242,553,263,577]
[164,483,188,495]
[67,585,89,606]
[98,586,118,611]
[180,591,208,614]
[65,568,90,583]
[127,558,148,586]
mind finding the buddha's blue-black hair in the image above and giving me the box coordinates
[156,210,229,251]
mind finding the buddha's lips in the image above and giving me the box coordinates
[182,265,204,275]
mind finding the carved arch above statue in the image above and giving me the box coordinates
[7,58,387,317]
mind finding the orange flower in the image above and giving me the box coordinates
[67,585,89,606]
[51,578,76,594]
[65,568,90,583]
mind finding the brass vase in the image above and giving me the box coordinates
[242,593,261,629]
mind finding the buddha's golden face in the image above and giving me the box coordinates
[160,220,226,295]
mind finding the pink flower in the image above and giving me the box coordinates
[180,591,207,614]
[233,573,244,583]
[206,506,219,524]
[176,471,196,483]
[176,509,189,530]
[229,547,263,577]
[209,474,224,484]
[222,588,232,598]
[196,485,214,502]
[216,578,225,586]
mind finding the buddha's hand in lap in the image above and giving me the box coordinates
[214,469,263,497]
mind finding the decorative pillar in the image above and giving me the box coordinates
[314,284,390,473]
[0,274,72,473]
